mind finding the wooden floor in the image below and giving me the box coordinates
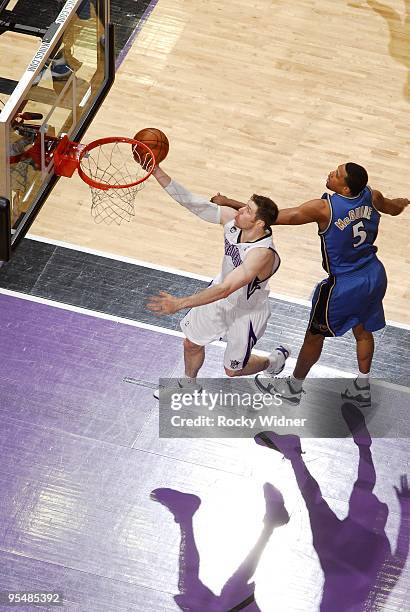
[28,0,410,323]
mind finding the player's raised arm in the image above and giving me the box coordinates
[151,165,172,188]
[210,193,246,210]
[151,165,221,224]
[275,198,329,226]
[210,193,248,224]
[371,189,409,216]
[212,193,331,227]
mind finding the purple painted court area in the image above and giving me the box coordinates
[0,293,409,611]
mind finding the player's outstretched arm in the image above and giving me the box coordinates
[152,165,172,188]
[211,193,246,225]
[275,198,329,226]
[147,249,272,315]
[372,190,409,216]
[151,165,221,224]
[211,193,246,210]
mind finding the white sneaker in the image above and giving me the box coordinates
[255,375,304,405]
[265,345,291,375]
[341,379,371,408]
[153,379,203,400]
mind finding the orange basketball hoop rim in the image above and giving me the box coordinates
[53,135,156,190]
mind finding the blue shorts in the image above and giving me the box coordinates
[308,259,387,337]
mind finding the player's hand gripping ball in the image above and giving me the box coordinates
[133,128,169,167]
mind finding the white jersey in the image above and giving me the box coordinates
[212,219,280,310]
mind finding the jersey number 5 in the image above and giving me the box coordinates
[352,221,367,248]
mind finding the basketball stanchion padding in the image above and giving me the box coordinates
[0,197,11,262]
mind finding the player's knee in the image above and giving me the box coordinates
[224,367,243,377]
[305,330,325,344]
[183,338,203,353]
[353,324,373,341]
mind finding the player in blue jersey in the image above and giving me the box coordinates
[213,163,409,405]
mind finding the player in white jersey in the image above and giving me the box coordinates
[147,165,290,396]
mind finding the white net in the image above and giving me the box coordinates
[79,139,154,225]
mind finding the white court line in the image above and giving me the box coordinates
[25,234,310,304]
[2,287,410,392]
[27,234,212,282]
[0,287,186,340]
[3,285,409,395]
[0,287,354,378]
[26,234,410,329]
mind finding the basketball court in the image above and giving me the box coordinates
[0,1,409,610]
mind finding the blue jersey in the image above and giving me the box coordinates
[319,186,380,275]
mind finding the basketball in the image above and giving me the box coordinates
[133,128,169,166]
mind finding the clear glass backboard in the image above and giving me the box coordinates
[0,0,114,258]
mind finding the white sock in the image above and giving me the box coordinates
[265,354,279,374]
[289,375,304,392]
[265,349,286,374]
[181,376,197,386]
[356,372,370,387]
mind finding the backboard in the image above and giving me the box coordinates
[0,0,114,260]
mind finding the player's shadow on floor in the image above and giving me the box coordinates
[256,403,410,611]
[151,483,289,611]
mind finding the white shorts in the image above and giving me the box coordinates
[180,298,271,371]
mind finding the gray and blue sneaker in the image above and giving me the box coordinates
[341,378,371,408]
[255,375,304,405]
